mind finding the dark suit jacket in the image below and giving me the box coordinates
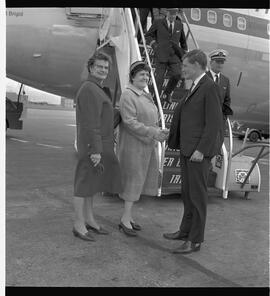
[145,18,187,63]
[206,70,233,116]
[168,74,223,158]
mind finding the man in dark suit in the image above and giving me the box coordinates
[145,8,188,104]
[163,49,223,254]
[206,49,233,118]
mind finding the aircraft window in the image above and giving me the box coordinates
[237,17,246,30]
[207,10,217,24]
[191,8,201,21]
[223,14,232,27]
[267,24,270,35]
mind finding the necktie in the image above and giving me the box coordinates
[169,22,173,35]
[185,82,195,102]
[215,74,219,84]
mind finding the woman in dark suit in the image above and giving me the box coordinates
[73,52,122,241]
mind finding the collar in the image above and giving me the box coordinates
[209,69,220,80]
[127,83,145,96]
[166,18,174,28]
[87,74,104,87]
[192,72,206,88]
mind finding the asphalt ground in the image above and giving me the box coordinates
[5,108,269,287]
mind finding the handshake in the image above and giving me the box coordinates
[154,128,170,142]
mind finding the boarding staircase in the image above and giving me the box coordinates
[96,7,200,196]
[135,8,200,195]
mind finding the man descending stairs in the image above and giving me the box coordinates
[145,8,188,104]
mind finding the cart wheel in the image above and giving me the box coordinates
[248,130,260,142]
[244,192,250,200]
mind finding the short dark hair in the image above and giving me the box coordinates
[87,51,112,73]
[182,49,207,70]
[129,61,151,83]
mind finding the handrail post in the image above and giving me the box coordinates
[240,147,265,188]
[240,128,250,156]
[182,11,199,49]
[17,83,23,107]
[223,118,233,199]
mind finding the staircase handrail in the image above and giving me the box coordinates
[134,8,166,194]
[133,8,165,130]
[223,117,233,199]
[181,11,199,49]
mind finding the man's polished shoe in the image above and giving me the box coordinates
[72,228,96,241]
[163,230,188,240]
[85,223,109,235]
[130,221,141,231]
[119,222,137,236]
[172,241,201,254]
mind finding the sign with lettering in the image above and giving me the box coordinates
[235,169,250,184]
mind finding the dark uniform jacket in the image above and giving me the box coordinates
[168,74,223,158]
[145,18,187,63]
[206,70,233,116]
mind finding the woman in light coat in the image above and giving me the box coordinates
[118,61,168,236]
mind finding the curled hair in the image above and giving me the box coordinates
[182,49,207,70]
[129,61,151,83]
[87,51,112,73]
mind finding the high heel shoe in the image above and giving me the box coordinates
[85,223,109,235]
[72,228,96,241]
[130,221,141,231]
[118,222,137,236]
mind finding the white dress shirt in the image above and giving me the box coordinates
[166,19,174,32]
[191,72,206,92]
[210,69,220,82]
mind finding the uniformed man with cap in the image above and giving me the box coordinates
[145,8,188,104]
[206,49,233,117]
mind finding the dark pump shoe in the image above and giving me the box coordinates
[72,228,96,241]
[172,241,201,254]
[130,221,141,231]
[163,230,188,240]
[85,223,109,235]
[119,222,137,236]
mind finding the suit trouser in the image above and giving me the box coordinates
[132,8,153,43]
[155,61,182,96]
[179,154,211,243]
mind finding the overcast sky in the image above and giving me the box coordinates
[6,78,61,105]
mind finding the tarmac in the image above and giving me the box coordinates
[5,108,269,287]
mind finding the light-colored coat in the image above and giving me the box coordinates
[118,83,160,202]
